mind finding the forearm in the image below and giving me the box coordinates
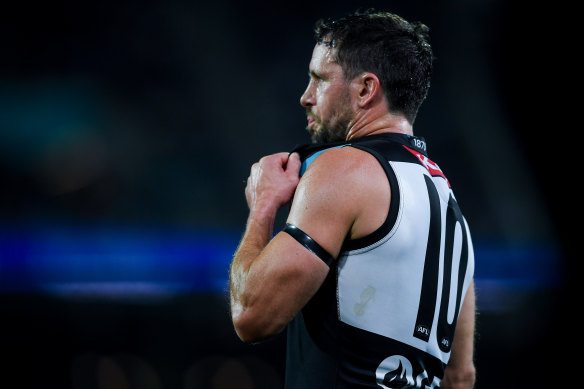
[229,152,302,341]
[229,207,276,309]
[229,192,291,344]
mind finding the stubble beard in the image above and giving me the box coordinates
[307,105,353,144]
[308,122,348,143]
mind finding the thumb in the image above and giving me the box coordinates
[286,152,302,176]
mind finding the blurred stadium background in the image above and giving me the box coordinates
[0,0,573,388]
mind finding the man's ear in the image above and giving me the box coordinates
[352,72,382,108]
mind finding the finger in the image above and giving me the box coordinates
[267,152,289,168]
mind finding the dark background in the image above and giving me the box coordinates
[0,0,574,388]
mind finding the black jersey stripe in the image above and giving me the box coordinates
[340,144,400,252]
[413,175,442,342]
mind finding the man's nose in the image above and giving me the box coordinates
[300,84,314,107]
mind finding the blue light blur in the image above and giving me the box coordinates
[0,223,239,297]
[0,223,562,310]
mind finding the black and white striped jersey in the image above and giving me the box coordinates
[285,133,475,389]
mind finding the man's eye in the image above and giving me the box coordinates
[308,73,323,83]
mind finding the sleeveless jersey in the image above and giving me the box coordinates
[285,133,475,389]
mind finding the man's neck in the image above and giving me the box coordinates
[346,111,413,141]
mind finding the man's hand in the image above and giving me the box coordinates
[245,152,301,217]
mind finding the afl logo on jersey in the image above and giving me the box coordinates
[415,325,430,341]
[376,355,441,389]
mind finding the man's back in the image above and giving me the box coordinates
[285,133,475,388]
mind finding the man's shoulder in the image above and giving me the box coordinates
[295,143,391,243]
[302,144,381,180]
[298,145,390,216]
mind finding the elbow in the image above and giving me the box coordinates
[231,307,287,344]
[443,364,476,389]
[458,369,476,388]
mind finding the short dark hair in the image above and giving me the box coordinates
[314,9,433,124]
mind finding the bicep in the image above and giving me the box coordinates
[235,230,330,340]
[285,150,366,259]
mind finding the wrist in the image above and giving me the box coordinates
[248,200,278,226]
[245,205,277,241]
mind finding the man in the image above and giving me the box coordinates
[229,9,476,389]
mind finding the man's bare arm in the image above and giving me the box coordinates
[441,280,476,389]
[229,152,330,342]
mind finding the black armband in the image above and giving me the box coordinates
[283,223,335,267]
